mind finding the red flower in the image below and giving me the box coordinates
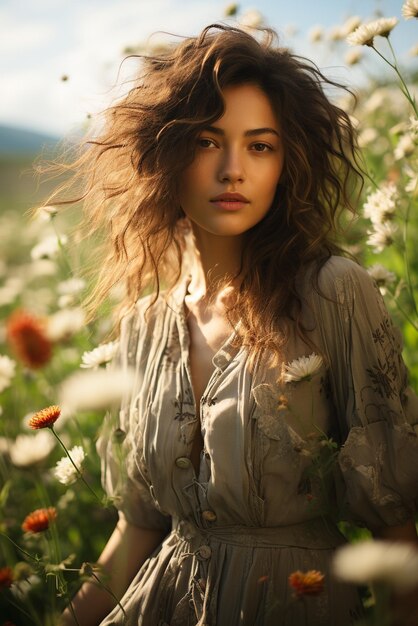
[7,310,52,369]
[0,567,14,590]
[28,405,61,430]
[22,507,57,533]
[288,570,325,597]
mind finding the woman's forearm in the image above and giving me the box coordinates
[59,515,167,626]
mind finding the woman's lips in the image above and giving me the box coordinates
[210,193,249,211]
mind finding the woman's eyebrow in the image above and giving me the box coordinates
[202,125,280,138]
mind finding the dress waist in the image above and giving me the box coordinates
[172,517,345,550]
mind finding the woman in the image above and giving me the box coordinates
[59,24,418,626]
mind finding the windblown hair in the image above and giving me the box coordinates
[41,23,364,364]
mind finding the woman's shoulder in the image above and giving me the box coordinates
[315,255,374,297]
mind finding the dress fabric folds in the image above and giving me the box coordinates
[98,256,418,626]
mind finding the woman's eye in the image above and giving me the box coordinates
[251,142,271,152]
[197,138,216,148]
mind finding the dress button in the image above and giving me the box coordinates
[175,456,191,469]
[202,509,217,522]
[198,545,212,559]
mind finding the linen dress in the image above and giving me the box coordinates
[98,256,418,626]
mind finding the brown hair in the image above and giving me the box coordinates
[40,23,363,363]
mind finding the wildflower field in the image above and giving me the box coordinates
[1,4,418,625]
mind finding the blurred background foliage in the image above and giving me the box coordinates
[0,2,417,624]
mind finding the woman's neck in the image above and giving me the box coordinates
[187,227,244,301]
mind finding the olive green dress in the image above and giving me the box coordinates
[98,256,418,625]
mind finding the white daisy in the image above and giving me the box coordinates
[394,134,416,160]
[46,308,85,342]
[367,222,398,253]
[344,49,362,66]
[283,353,323,383]
[0,277,24,307]
[347,17,398,46]
[367,264,396,295]
[363,183,397,225]
[309,26,324,43]
[405,164,418,194]
[36,205,58,222]
[239,9,263,29]
[54,445,85,486]
[402,0,418,19]
[408,116,418,135]
[0,355,16,393]
[80,341,119,369]
[59,367,135,415]
[9,430,55,467]
[57,278,86,296]
[341,16,362,36]
[328,25,344,41]
[357,127,378,147]
[333,540,418,591]
[409,43,418,56]
[31,234,68,261]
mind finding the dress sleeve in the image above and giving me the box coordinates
[315,258,418,529]
[96,307,172,532]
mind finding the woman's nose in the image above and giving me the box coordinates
[217,148,244,183]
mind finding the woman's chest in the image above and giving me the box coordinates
[185,306,235,407]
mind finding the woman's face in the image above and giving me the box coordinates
[179,83,284,239]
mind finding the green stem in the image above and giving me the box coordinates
[0,532,41,563]
[67,599,81,626]
[386,290,418,332]
[50,428,102,504]
[372,42,418,116]
[51,219,73,275]
[401,200,418,317]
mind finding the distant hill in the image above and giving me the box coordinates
[0,124,60,155]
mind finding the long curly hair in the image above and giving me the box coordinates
[41,23,364,364]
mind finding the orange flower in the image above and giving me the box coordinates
[288,570,325,597]
[28,405,61,430]
[22,507,57,533]
[0,566,13,590]
[7,310,52,369]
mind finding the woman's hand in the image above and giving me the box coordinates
[59,515,167,626]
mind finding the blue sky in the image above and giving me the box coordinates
[1,0,417,136]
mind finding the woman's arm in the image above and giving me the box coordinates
[59,514,167,626]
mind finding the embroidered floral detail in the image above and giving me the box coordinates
[366,358,398,399]
[173,387,195,422]
[162,328,181,369]
[201,395,218,407]
[320,374,332,399]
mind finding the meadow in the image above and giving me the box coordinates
[0,8,417,625]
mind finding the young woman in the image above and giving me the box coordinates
[59,24,418,626]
